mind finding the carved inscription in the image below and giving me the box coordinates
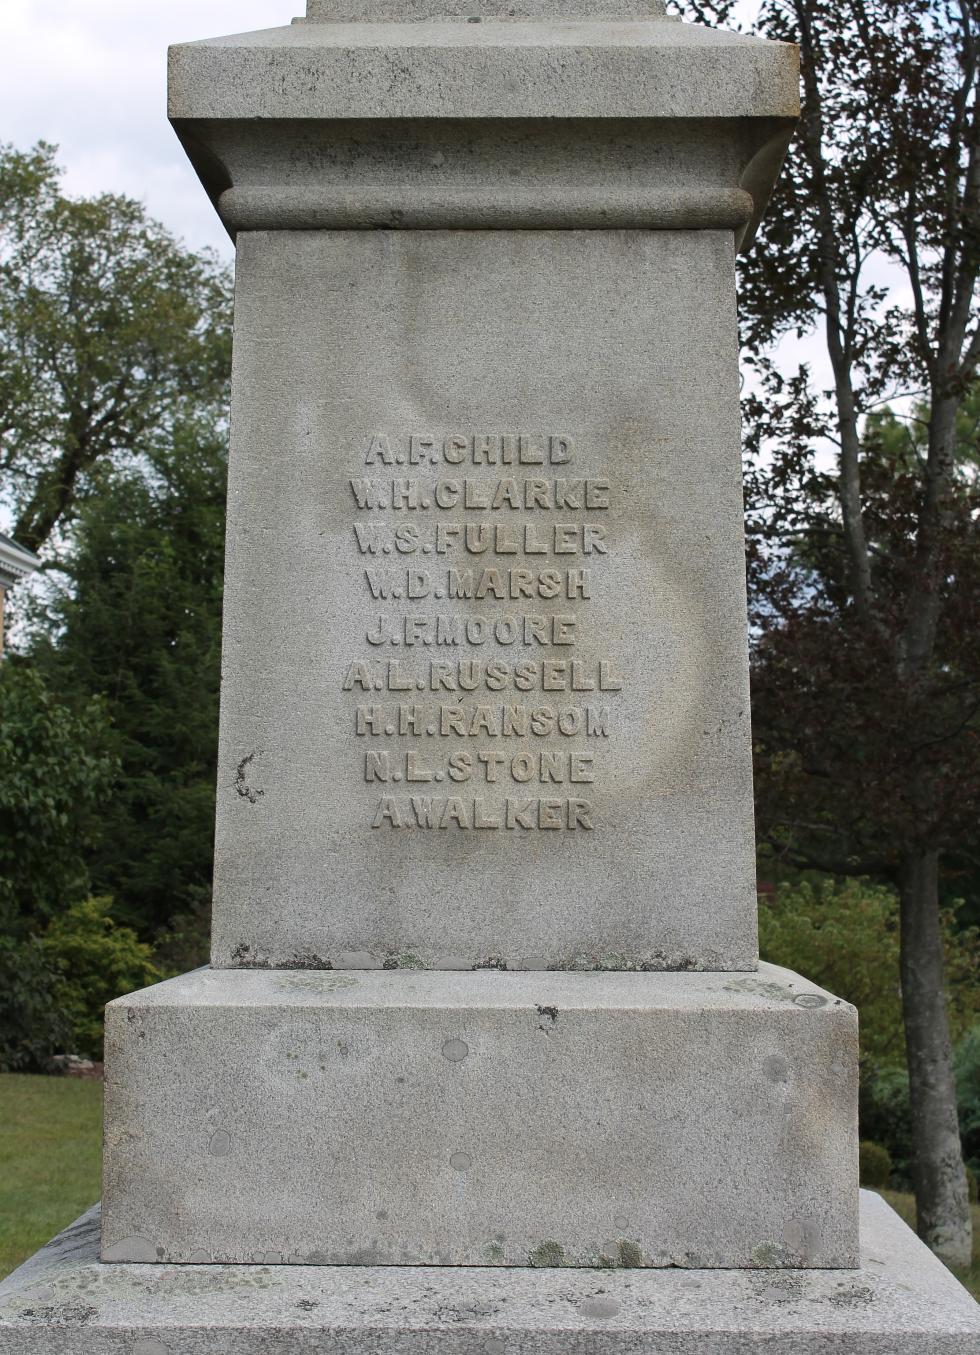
[342,433,624,829]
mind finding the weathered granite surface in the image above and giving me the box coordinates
[211,227,759,972]
[304,1,669,19]
[168,17,799,124]
[168,15,798,241]
[2,1195,977,1354]
[176,116,791,237]
[101,964,858,1268]
[170,7,799,973]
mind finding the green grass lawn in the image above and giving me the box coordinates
[0,1073,977,1301]
[0,1073,102,1280]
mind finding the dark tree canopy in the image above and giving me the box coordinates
[748,400,980,880]
[29,421,228,940]
[0,661,116,930]
[686,0,980,1267]
[0,144,232,960]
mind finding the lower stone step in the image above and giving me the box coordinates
[101,963,858,1267]
[0,1195,976,1353]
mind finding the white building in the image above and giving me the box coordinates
[0,532,40,655]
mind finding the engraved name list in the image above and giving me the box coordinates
[341,432,625,831]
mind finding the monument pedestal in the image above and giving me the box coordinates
[4,3,978,1350]
[101,965,858,1269]
[1,1195,977,1354]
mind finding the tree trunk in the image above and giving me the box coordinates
[899,847,972,1269]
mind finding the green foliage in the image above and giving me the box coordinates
[747,392,980,881]
[859,1141,893,1189]
[0,140,230,953]
[763,879,980,1190]
[860,1067,914,1188]
[682,0,980,1255]
[945,919,980,1053]
[957,1025,980,1177]
[0,935,70,1072]
[760,879,980,1070]
[152,896,211,978]
[28,421,227,938]
[0,661,116,928]
[40,898,161,1060]
[857,1033,980,1187]
[0,141,231,553]
[760,879,903,1067]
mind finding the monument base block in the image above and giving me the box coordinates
[1,1195,977,1353]
[101,964,858,1268]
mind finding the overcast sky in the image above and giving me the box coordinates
[2,1,305,258]
[2,2,775,259]
[1,1,834,396]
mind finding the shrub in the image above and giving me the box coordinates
[956,1022,980,1176]
[859,1067,913,1188]
[152,887,211,978]
[859,1140,893,1188]
[759,878,980,1071]
[0,932,70,1071]
[40,897,161,1059]
[0,661,115,928]
[759,879,904,1067]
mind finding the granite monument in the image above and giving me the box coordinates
[1,2,977,1350]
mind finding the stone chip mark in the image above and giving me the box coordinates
[101,1235,157,1263]
[578,1295,622,1320]
[208,1130,232,1158]
[234,752,264,805]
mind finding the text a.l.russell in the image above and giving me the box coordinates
[371,795,594,830]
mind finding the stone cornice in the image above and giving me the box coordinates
[305,2,668,18]
[169,21,798,123]
[169,16,798,247]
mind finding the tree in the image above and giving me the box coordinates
[686,0,980,1265]
[28,419,228,941]
[0,661,116,930]
[0,142,231,554]
[0,932,71,1072]
[0,139,232,949]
